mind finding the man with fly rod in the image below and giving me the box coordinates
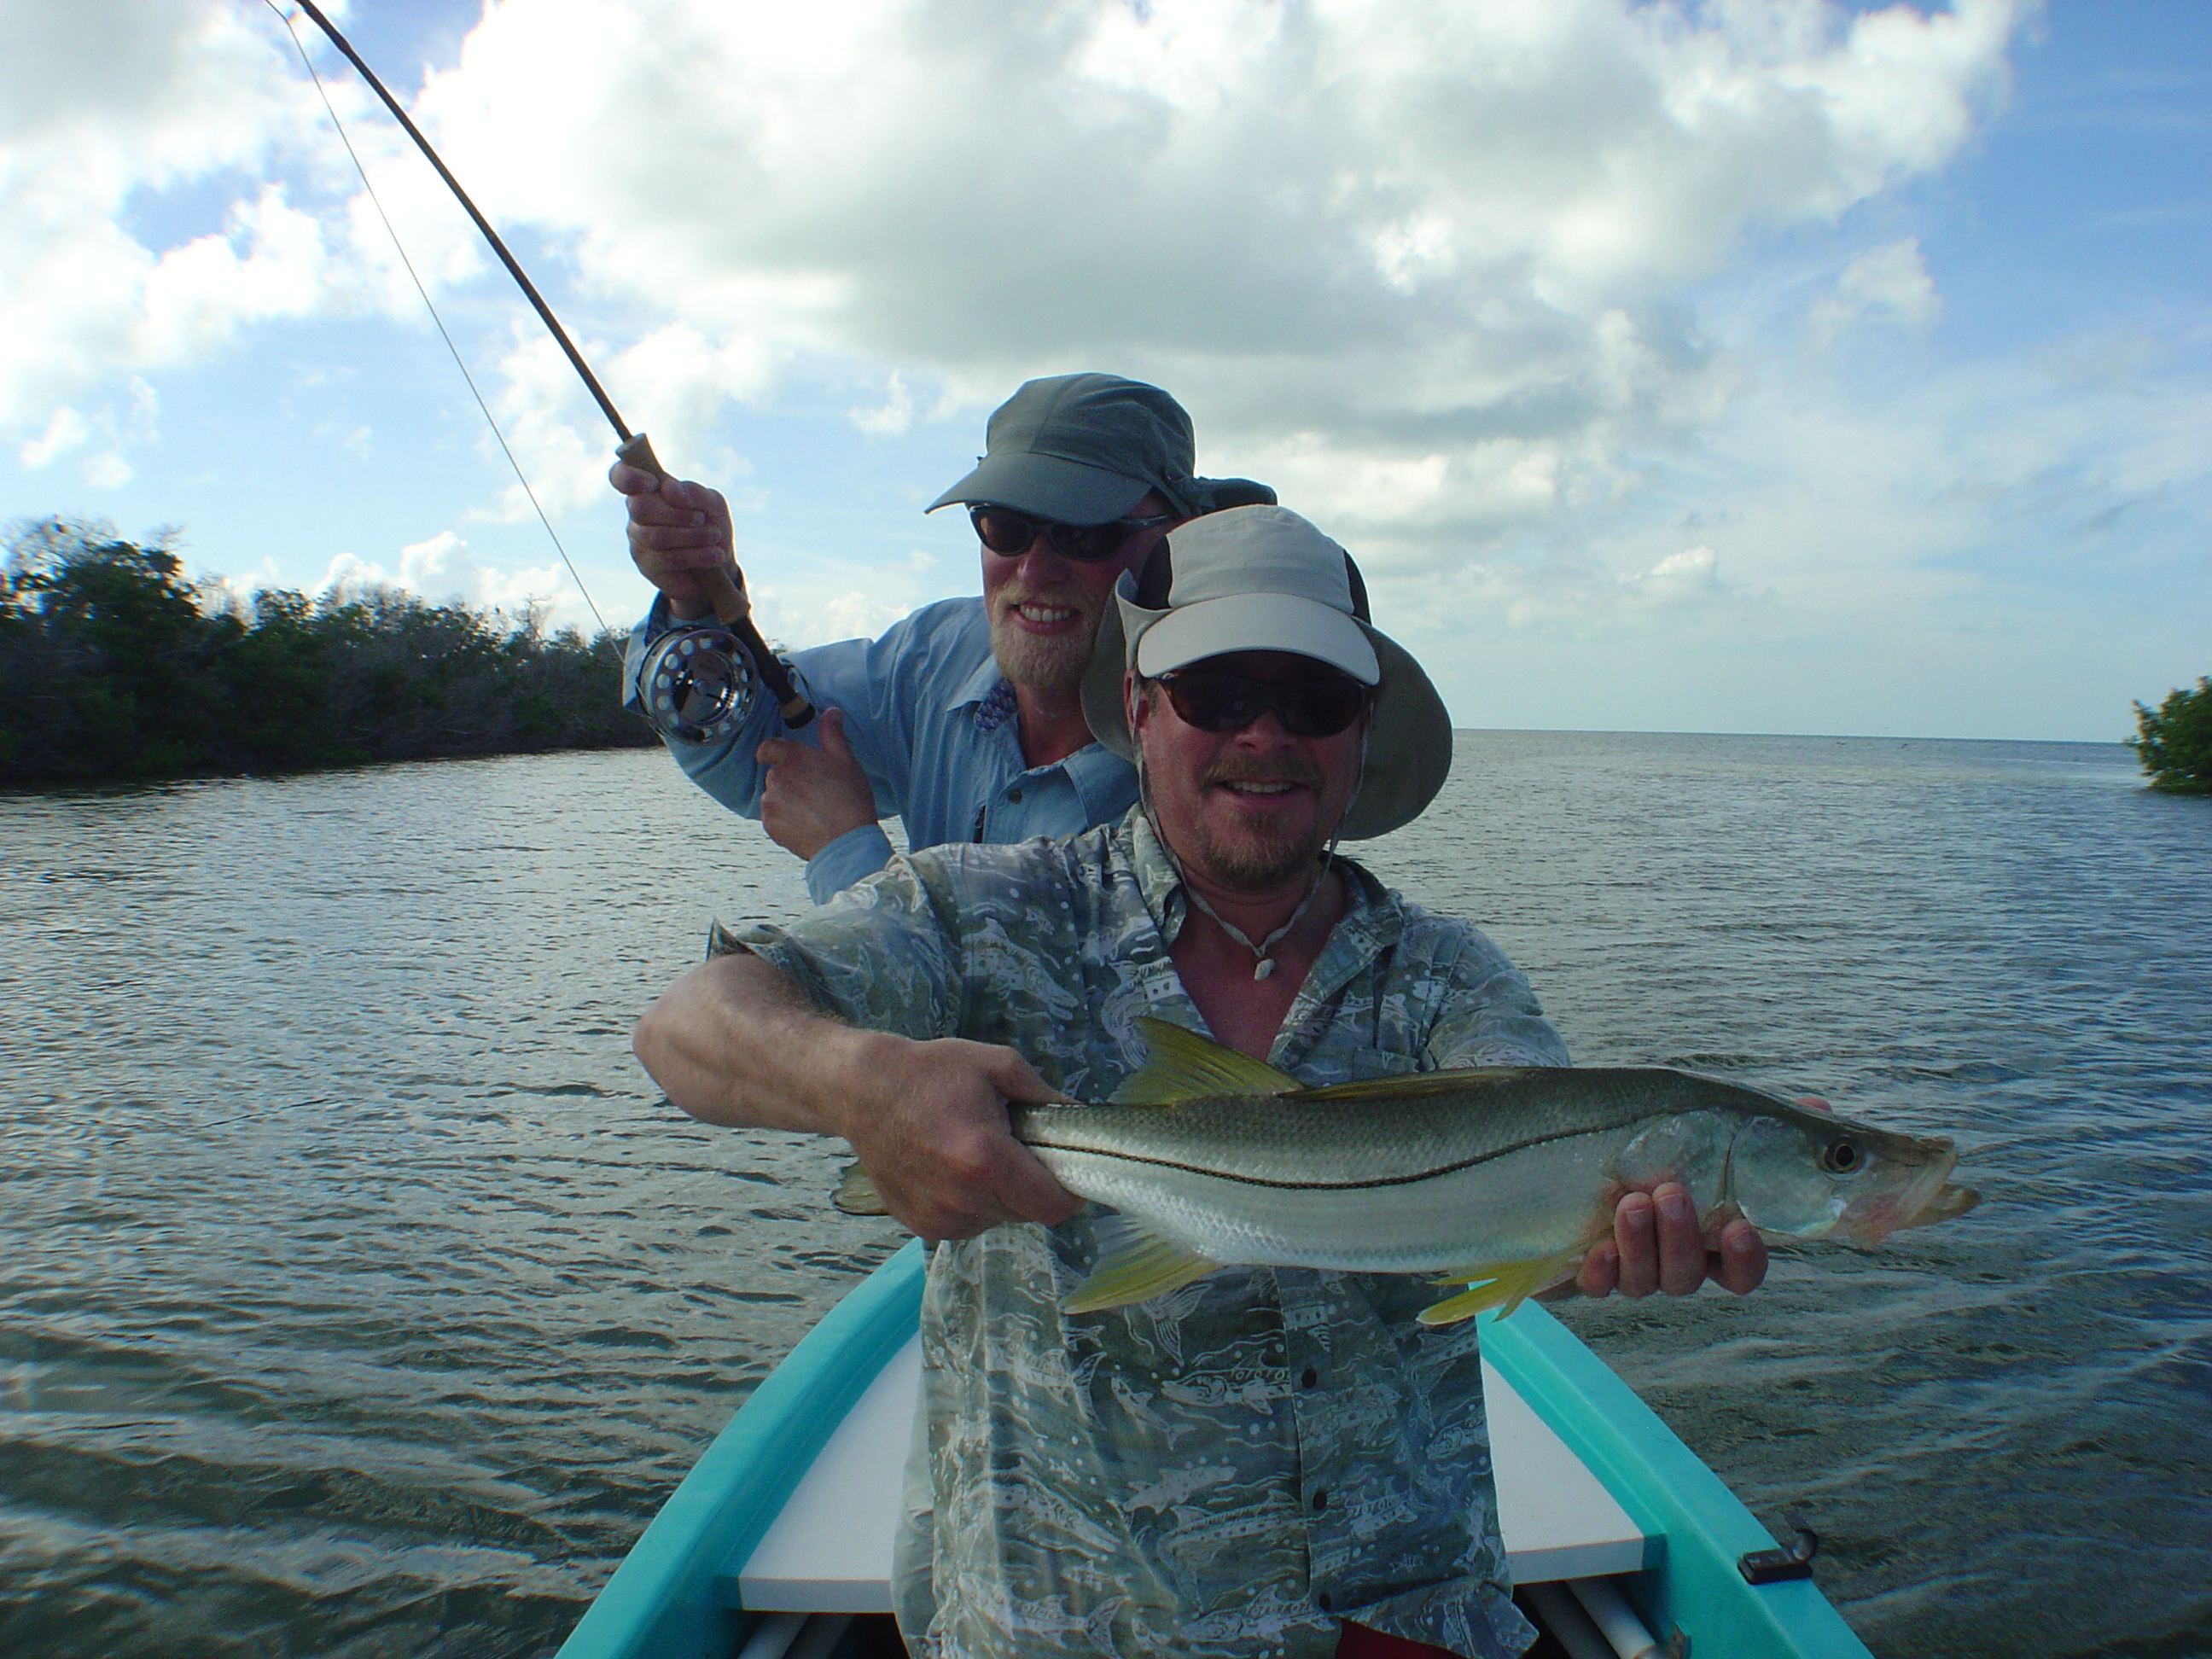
[614,373,1275,903]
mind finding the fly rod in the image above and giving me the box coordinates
[284,0,814,731]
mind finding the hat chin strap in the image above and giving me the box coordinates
[1349,724,1370,827]
[1130,683,1344,984]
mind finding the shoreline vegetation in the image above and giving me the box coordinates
[2,516,656,788]
[8,515,2200,796]
[2128,678,2212,796]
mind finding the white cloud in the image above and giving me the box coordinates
[17,406,90,469]
[14,376,160,485]
[0,0,498,431]
[1810,237,1942,345]
[5,1,2023,489]
[82,451,134,489]
[1383,541,1765,638]
[401,0,2022,565]
[0,3,318,424]
[850,372,917,436]
[318,528,571,626]
[32,0,2147,728]
[819,589,920,640]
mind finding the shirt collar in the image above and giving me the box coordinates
[1125,809,1188,940]
[948,660,1139,802]
[1120,807,1406,972]
[946,652,1006,715]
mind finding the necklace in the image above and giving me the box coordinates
[1180,857,1330,981]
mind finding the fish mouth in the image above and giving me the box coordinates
[1892,1183,1981,1229]
[1840,1139,1973,1245]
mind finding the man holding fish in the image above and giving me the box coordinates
[631,504,1956,1657]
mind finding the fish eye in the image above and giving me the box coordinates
[1820,1139,1862,1175]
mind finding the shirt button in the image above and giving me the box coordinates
[1301,1366,1318,1389]
[1311,1488,1329,1513]
[1007,787,1023,802]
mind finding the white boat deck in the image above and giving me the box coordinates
[730,1336,1648,1615]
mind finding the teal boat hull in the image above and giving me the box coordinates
[557,1240,1870,1659]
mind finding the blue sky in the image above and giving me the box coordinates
[3,0,2205,742]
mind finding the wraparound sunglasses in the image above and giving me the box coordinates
[970,504,1175,563]
[1151,668,1371,738]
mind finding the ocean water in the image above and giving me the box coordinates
[3,733,2206,1657]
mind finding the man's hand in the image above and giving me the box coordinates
[756,707,877,860]
[611,460,739,621]
[632,957,1082,1242]
[1552,1182,1768,1301]
[841,1036,1084,1242]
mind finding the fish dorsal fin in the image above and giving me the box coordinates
[1294,1067,1533,1103]
[1064,1215,1222,1313]
[1109,1016,1300,1105]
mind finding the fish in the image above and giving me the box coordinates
[835,1016,1980,1324]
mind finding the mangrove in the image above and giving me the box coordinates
[1,516,655,786]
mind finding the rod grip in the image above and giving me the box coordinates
[617,431,814,728]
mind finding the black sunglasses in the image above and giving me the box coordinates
[969,504,1174,563]
[1151,668,1371,739]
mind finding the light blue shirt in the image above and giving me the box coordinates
[625,596,1139,904]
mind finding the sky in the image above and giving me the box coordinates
[2,0,2205,742]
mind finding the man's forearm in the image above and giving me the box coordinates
[632,952,892,1135]
[636,952,1082,1238]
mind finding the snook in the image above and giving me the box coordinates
[984,1018,1979,1324]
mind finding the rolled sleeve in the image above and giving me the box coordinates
[622,597,912,828]
[730,856,965,1042]
[806,822,899,905]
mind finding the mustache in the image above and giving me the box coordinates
[997,584,1096,613]
[1202,756,1325,789]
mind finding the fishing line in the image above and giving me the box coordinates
[265,0,612,642]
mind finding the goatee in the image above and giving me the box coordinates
[1180,758,1331,891]
[989,590,1101,693]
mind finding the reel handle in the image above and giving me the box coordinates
[618,431,815,728]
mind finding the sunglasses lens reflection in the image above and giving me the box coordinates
[970,509,1037,555]
[969,507,1144,563]
[1163,672,1367,737]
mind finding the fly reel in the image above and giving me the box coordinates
[640,622,757,743]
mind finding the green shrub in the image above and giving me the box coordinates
[2128,678,2212,795]
[2,515,655,785]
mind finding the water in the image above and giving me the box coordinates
[3,734,2206,1657]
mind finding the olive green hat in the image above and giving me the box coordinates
[928,372,1275,524]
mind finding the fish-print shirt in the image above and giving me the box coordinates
[725,809,1571,1659]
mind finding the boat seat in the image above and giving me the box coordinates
[723,1336,1653,1616]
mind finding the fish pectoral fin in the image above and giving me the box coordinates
[1295,1068,1534,1103]
[831,1161,891,1217]
[1418,1251,1582,1325]
[1064,1224,1222,1313]
[1110,1016,1300,1105]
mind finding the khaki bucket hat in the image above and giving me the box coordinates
[1080,505,1452,839]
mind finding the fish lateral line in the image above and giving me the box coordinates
[1021,1117,1648,1192]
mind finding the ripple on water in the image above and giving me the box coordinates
[3,736,2209,1657]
